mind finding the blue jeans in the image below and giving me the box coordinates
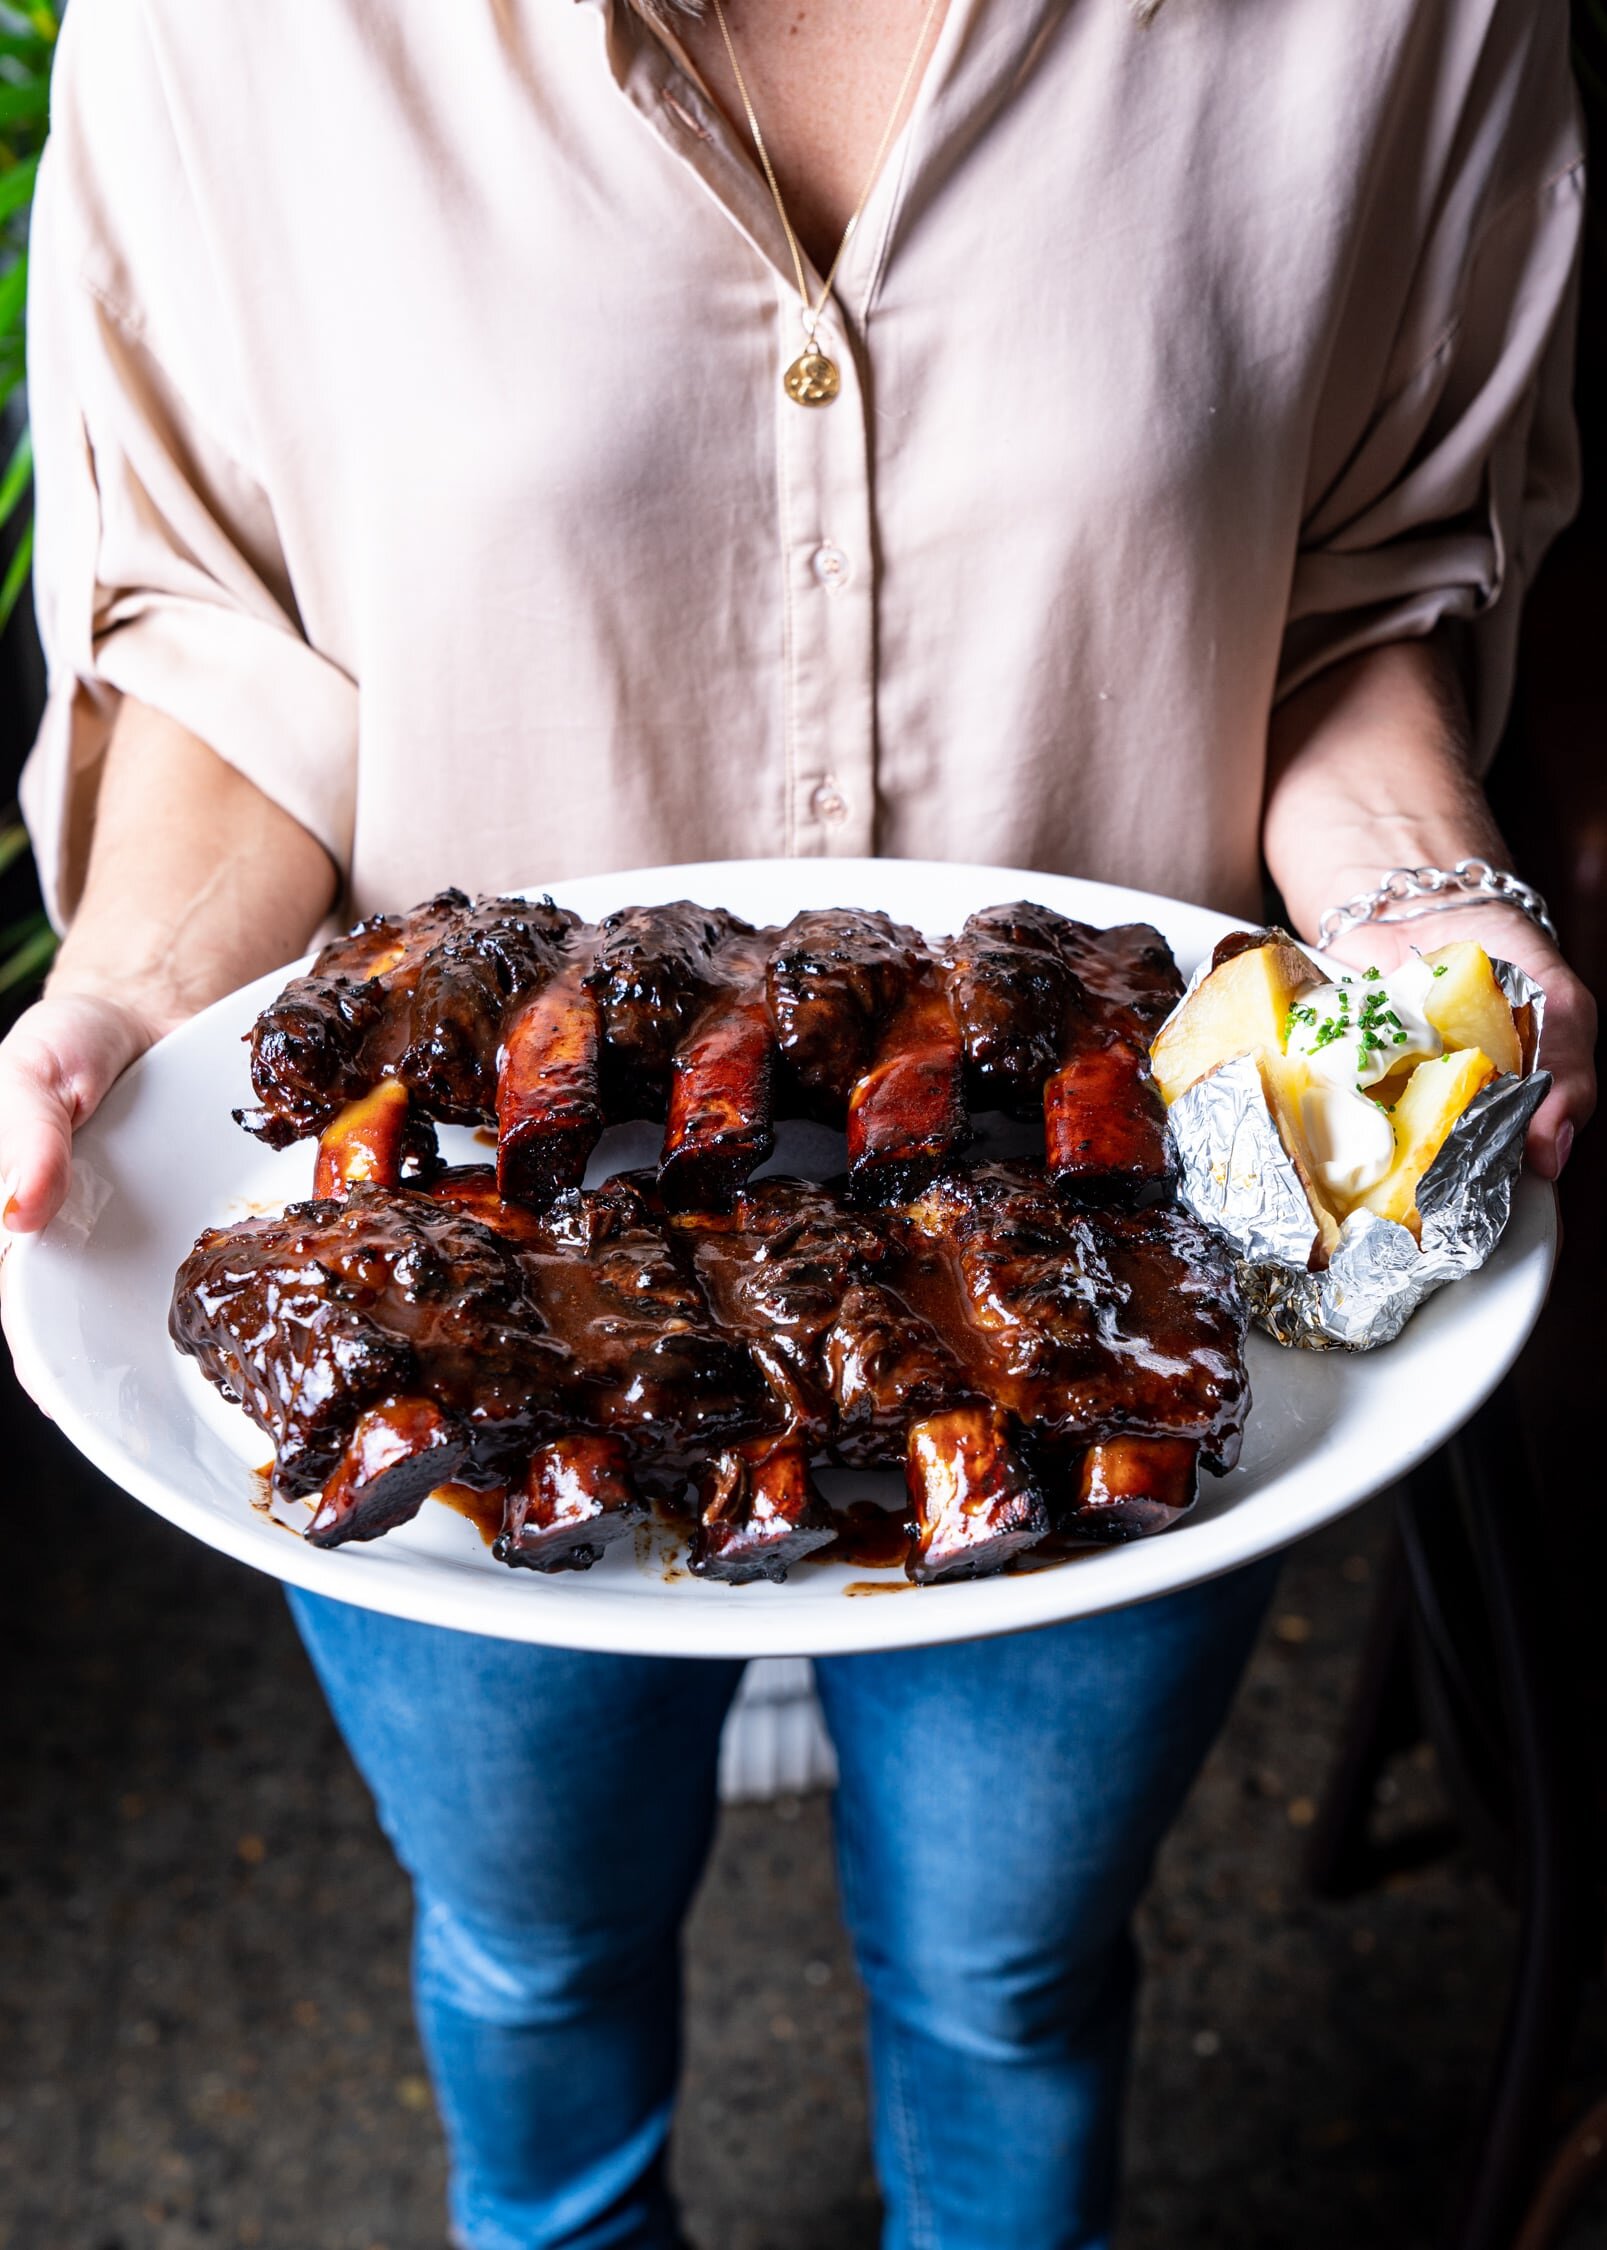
[290,1559,1277,2250]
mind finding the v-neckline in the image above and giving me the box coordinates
[625,0,977,332]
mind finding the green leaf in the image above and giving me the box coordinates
[0,512,32,630]
[0,76,49,129]
[0,249,26,339]
[0,150,36,222]
[0,817,29,877]
[0,913,56,997]
[0,421,29,528]
[0,2,56,38]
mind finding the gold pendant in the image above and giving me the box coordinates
[784,349,841,407]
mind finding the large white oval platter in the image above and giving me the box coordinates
[2,858,1556,1657]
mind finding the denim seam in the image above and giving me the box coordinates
[880,2016,939,2250]
[830,1758,939,2250]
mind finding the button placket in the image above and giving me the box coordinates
[598,20,894,864]
[778,306,878,859]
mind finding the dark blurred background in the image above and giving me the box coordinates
[2,10,1606,2249]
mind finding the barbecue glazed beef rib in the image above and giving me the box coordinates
[171,1163,1249,1585]
[170,1185,573,1543]
[944,903,1181,1204]
[239,895,1183,1216]
[239,890,576,1149]
[425,1168,772,1497]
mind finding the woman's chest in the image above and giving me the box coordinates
[206,0,1427,654]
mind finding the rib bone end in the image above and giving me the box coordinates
[1068,1437,1199,1541]
[306,1395,467,1547]
[689,1438,835,1584]
[495,976,605,1209]
[905,1406,1050,1583]
[845,990,969,1204]
[495,1435,646,1573]
[313,1080,412,1199]
[658,998,777,1215]
[1043,1040,1175,1208]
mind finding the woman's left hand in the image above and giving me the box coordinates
[1321,904,1596,1181]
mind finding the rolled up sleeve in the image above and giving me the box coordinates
[20,0,356,926]
[1276,3,1584,765]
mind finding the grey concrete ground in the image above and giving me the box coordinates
[3,1347,1604,2250]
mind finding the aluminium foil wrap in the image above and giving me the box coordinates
[1161,942,1549,1349]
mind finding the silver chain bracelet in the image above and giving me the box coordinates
[1317,859,1557,951]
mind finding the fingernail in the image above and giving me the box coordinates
[1,1171,20,1232]
[1554,1121,1574,1176]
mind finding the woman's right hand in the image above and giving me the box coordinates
[0,987,162,1235]
[0,700,341,1244]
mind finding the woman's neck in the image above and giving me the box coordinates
[666,0,951,277]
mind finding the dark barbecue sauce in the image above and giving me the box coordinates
[805,1498,914,1571]
[434,1481,506,1545]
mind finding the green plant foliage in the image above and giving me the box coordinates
[0,810,29,876]
[0,6,56,1007]
[0,905,51,994]
[0,809,54,1004]
[0,2,53,634]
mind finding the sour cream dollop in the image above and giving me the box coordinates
[1285,957,1442,1091]
[1299,1082,1397,1199]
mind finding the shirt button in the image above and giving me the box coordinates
[811,776,850,824]
[811,543,850,591]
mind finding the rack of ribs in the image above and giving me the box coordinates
[892,1165,1246,1543]
[196,890,1234,1589]
[171,1169,769,1568]
[671,1179,889,1580]
[239,895,1178,1219]
[171,1162,1248,1586]
[426,1168,773,1567]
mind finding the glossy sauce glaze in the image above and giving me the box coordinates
[426,1168,772,1491]
[170,1184,571,1502]
[660,930,780,1213]
[892,1167,1247,1464]
[434,1479,507,1545]
[172,1158,1248,1578]
[241,894,1183,1220]
[240,890,576,1146]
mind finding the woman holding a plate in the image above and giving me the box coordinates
[1,1,1597,2245]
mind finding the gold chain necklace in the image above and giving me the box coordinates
[709,0,946,405]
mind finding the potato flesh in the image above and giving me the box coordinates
[1149,938,1317,1106]
[1257,1050,1343,1263]
[1422,943,1522,1077]
[1355,1047,1497,1234]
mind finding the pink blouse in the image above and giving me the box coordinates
[22,0,1585,925]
